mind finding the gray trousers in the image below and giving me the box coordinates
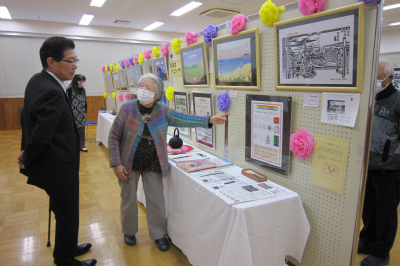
[118,170,167,240]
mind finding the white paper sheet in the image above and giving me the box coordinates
[303,93,320,107]
[321,93,360,127]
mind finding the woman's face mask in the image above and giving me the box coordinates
[376,76,389,94]
[137,88,155,105]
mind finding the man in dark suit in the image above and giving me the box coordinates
[17,37,97,266]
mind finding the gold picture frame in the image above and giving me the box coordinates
[180,41,210,88]
[274,3,365,92]
[212,28,260,90]
[112,71,121,91]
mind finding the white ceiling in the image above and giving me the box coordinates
[1,0,400,33]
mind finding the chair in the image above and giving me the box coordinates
[85,121,97,142]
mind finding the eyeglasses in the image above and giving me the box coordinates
[61,59,80,65]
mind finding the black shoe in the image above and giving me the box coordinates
[75,243,92,257]
[358,241,373,255]
[124,235,136,246]
[360,255,390,266]
[73,259,97,266]
[155,237,170,251]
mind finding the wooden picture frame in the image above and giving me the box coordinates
[153,56,169,81]
[112,71,121,91]
[102,72,110,93]
[274,3,365,92]
[119,69,128,91]
[192,92,215,150]
[180,41,209,88]
[106,71,114,93]
[212,28,260,90]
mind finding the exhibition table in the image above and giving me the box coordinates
[165,158,310,266]
[96,112,115,148]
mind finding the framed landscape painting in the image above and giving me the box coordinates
[112,71,120,91]
[180,41,209,88]
[212,29,260,90]
[143,59,154,74]
[153,57,169,81]
[133,64,142,87]
[119,69,128,91]
[126,66,135,87]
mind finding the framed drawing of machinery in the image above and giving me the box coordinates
[274,3,365,92]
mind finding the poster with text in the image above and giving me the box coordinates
[193,92,214,149]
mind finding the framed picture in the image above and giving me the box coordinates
[180,41,209,87]
[173,91,190,139]
[106,71,114,93]
[153,56,169,81]
[394,68,400,90]
[245,95,292,176]
[274,3,365,92]
[119,69,128,91]
[133,64,142,87]
[192,92,214,149]
[143,59,154,74]
[212,28,260,90]
[112,71,121,91]
[126,66,135,87]
[102,72,110,93]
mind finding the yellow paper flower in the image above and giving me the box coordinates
[103,92,108,99]
[138,53,144,64]
[166,87,174,101]
[116,65,121,71]
[109,64,114,71]
[152,46,160,58]
[171,39,184,54]
[104,65,108,71]
[259,0,285,26]
[112,92,117,99]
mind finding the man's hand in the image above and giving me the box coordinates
[17,151,25,169]
[210,113,230,125]
[113,164,130,180]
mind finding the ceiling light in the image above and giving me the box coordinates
[143,21,164,31]
[0,6,12,19]
[383,3,400,10]
[79,14,94,25]
[388,21,400,26]
[170,1,203,16]
[90,0,106,7]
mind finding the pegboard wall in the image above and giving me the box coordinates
[380,52,400,68]
[164,1,379,266]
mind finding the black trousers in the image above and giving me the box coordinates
[47,189,79,266]
[360,170,400,259]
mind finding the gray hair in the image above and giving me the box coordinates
[379,58,395,77]
[138,73,164,101]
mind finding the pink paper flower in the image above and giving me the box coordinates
[124,59,130,68]
[298,0,326,16]
[124,93,130,101]
[185,32,201,46]
[101,66,105,72]
[229,14,250,35]
[290,130,314,159]
[161,43,169,57]
[133,56,139,65]
[144,50,151,60]
[118,93,123,101]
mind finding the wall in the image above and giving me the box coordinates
[380,27,400,54]
[163,1,378,265]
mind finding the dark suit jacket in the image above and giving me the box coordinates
[20,70,80,193]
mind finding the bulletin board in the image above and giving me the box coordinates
[166,1,379,265]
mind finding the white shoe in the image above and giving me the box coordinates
[81,148,88,152]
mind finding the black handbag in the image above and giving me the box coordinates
[169,128,183,149]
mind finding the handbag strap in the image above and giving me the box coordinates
[174,127,180,138]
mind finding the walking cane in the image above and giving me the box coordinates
[47,198,51,247]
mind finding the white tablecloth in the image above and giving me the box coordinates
[96,112,116,148]
[165,161,310,266]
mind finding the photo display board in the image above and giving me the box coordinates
[173,90,190,139]
[245,95,292,176]
[192,92,215,149]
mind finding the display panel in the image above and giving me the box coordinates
[192,92,215,149]
[173,90,190,139]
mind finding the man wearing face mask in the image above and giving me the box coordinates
[108,73,229,252]
[358,58,400,266]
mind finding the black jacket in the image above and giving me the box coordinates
[20,70,80,192]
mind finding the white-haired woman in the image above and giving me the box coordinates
[108,73,229,251]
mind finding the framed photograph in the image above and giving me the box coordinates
[212,28,260,90]
[112,71,121,91]
[119,69,128,91]
[133,64,142,87]
[102,72,110,93]
[245,95,292,176]
[180,41,209,87]
[394,68,400,90]
[173,91,190,139]
[106,71,114,93]
[274,3,365,92]
[126,66,135,87]
[192,92,214,149]
[153,56,169,81]
[143,59,154,74]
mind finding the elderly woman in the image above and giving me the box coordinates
[108,73,228,251]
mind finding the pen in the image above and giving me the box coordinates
[173,155,192,159]
[224,181,235,184]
